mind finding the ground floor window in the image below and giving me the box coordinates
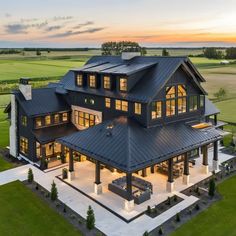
[166,99,175,116]
[115,100,128,112]
[20,137,28,155]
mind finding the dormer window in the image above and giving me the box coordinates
[89,75,96,88]
[119,77,127,92]
[77,74,83,86]
[103,76,111,89]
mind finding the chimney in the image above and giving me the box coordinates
[121,52,141,60]
[19,78,32,100]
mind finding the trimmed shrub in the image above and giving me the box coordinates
[195,203,200,210]
[176,213,181,222]
[50,181,58,201]
[86,205,95,230]
[27,168,34,183]
[63,203,67,213]
[174,195,177,202]
[147,205,151,214]
[209,178,216,197]
[35,183,39,190]
[62,168,68,179]
[167,196,171,205]
[159,227,163,235]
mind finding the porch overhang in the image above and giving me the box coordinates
[57,117,222,173]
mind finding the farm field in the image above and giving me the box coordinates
[171,175,236,236]
[0,181,82,236]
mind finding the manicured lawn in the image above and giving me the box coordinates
[171,175,236,236]
[0,156,14,171]
[0,108,9,148]
[0,181,82,236]
[214,98,236,123]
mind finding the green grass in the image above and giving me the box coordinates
[171,175,236,236]
[0,59,85,81]
[0,108,9,148]
[214,98,236,123]
[0,156,14,171]
[0,94,10,107]
[0,181,82,236]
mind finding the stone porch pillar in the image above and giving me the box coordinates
[124,173,134,212]
[166,158,174,192]
[183,153,190,185]
[202,145,209,174]
[68,148,75,181]
[40,145,47,170]
[213,141,219,171]
[94,160,102,195]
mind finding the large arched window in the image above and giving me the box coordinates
[166,86,176,116]
[177,85,187,114]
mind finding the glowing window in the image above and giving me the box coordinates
[120,78,127,91]
[45,115,51,125]
[104,76,111,89]
[89,75,96,88]
[115,100,128,111]
[20,137,28,155]
[105,98,111,108]
[134,103,142,115]
[166,86,176,99]
[54,114,60,123]
[189,95,198,111]
[166,99,176,116]
[62,113,68,122]
[77,74,83,86]
[21,116,27,126]
[35,117,42,128]
[151,101,162,119]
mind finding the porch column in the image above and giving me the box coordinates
[166,158,174,192]
[202,145,209,174]
[94,160,102,195]
[124,173,134,212]
[183,153,190,185]
[68,148,75,181]
[213,141,219,171]
[214,115,217,126]
[141,168,147,177]
[60,145,65,164]
[40,145,47,170]
[151,165,155,174]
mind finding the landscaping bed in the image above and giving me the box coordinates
[146,195,183,218]
[24,180,105,236]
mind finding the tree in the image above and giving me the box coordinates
[86,205,95,230]
[203,48,223,59]
[27,168,34,183]
[209,178,216,197]
[162,48,169,56]
[225,47,236,59]
[36,50,41,56]
[213,88,227,101]
[101,41,146,56]
[143,231,149,236]
[50,181,58,201]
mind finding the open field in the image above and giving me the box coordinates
[171,175,236,236]
[0,181,82,236]
[215,98,236,124]
[0,156,14,172]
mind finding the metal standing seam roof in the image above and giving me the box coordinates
[57,116,222,173]
[204,97,220,116]
[14,87,70,117]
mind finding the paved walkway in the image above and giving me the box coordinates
[0,149,234,236]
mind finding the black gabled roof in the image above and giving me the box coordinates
[204,97,220,116]
[14,87,70,117]
[33,123,77,144]
[59,56,206,103]
[57,116,222,173]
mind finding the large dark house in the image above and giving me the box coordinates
[7,52,224,211]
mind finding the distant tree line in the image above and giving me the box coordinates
[203,47,236,59]
[0,49,21,54]
[101,41,147,56]
[23,48,91,52]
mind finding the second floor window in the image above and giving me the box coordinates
[115,100,128,112]
[45,115,51,125]
[189,95,198,111]
[200,95,205,108]
[75,111,95,128]
[20,136,28,155]
[177,85,187,114]
[166,86,176,116]
[105,98,111,108]
[89,75,96,88]
[103,76,111,89]
[134,103,142,115]
[35,117,42,128]
[21,116,27,126]
[77,74,83,86]
[119,78,127,91]
[151,101,162,119]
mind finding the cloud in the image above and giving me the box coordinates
[73,21,94,29]
[48,27,105,38]
[45,25,62,32]
[20,18,38,23]
[5,24,28,34]
[5,13,11,18]
[53,16,73,21]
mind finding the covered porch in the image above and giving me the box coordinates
[59,141,227,220]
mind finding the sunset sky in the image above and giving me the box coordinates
[1,0,236,47]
